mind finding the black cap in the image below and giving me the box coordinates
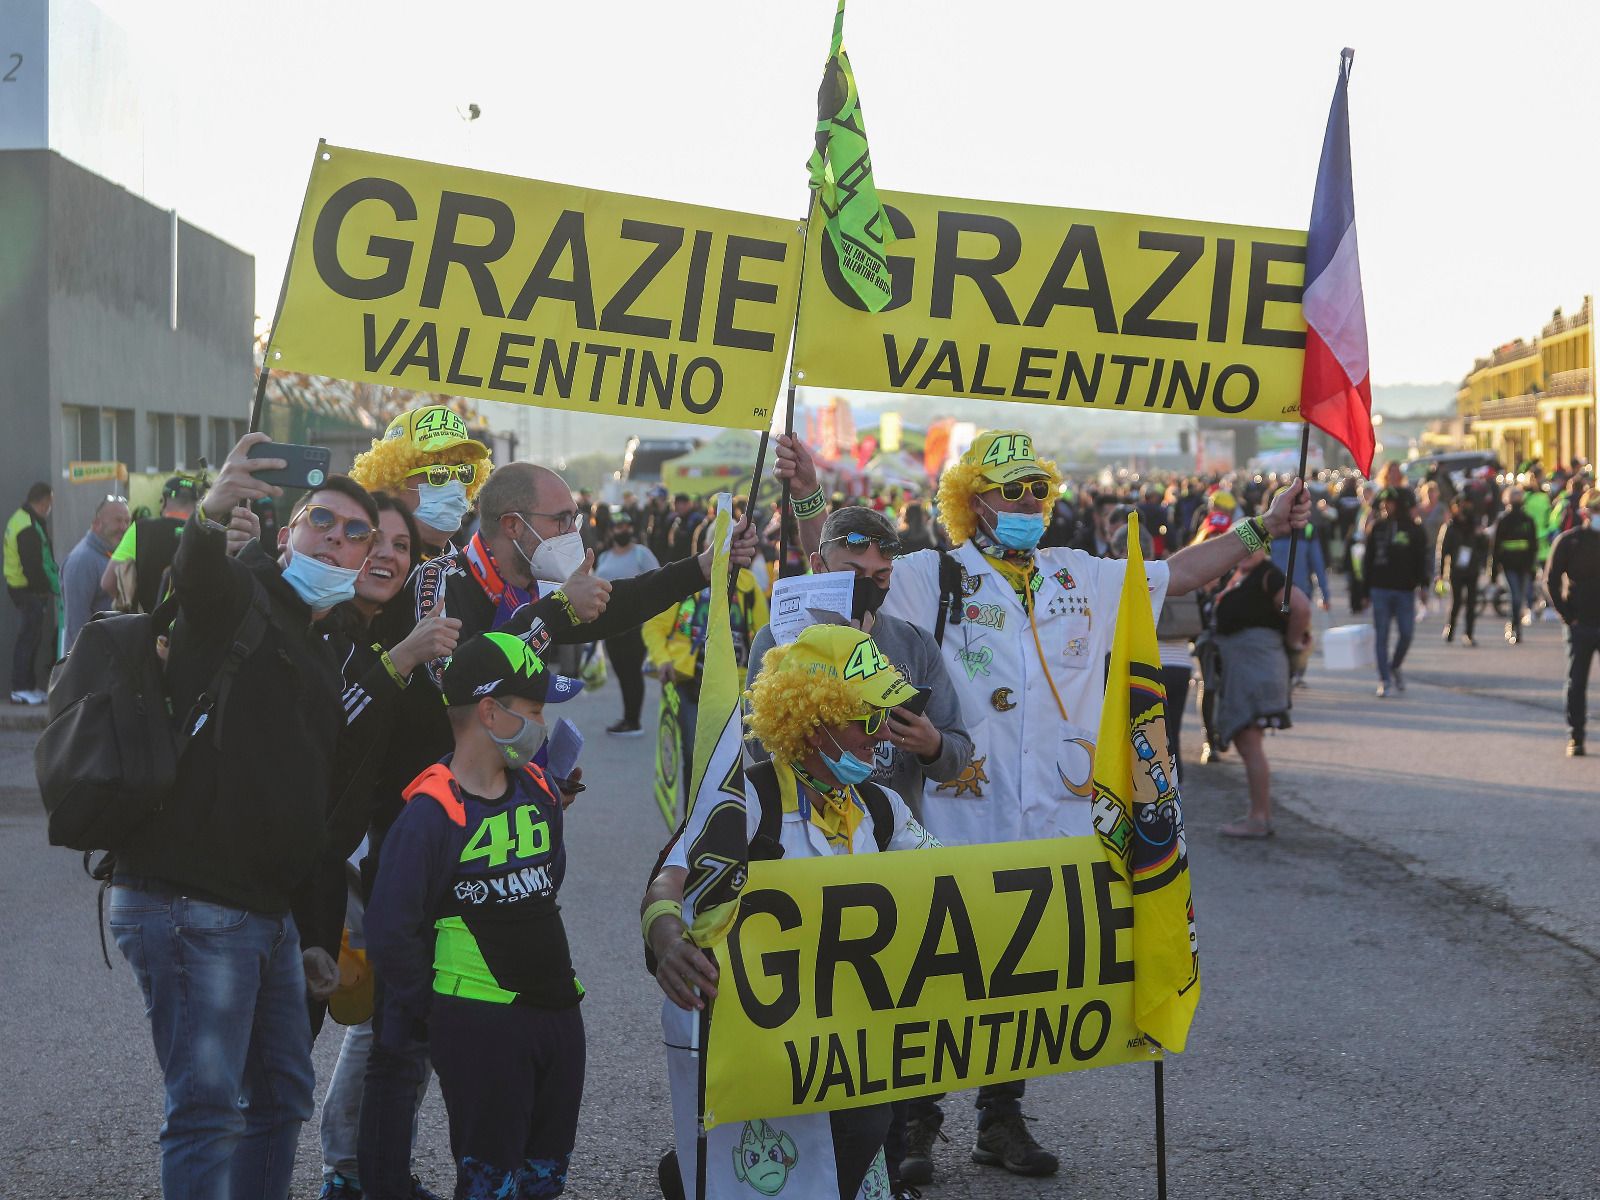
[164,476,199,499]
[440,632,550,707]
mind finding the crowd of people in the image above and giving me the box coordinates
[20,404,1600,1200]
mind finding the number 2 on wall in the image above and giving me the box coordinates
[3,54,21,82]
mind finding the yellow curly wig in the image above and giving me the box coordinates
[744,642,870,766]
[935,452,1062,544]
[349,437,491,502]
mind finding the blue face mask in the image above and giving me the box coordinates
[281,546,360,611]
[414,479,469,534]
[983,503,1046,552]
[820,728,875,787]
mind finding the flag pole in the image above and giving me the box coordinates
[775,192,819,580]
[731,433,771,599]
[1279,423,1312,615]
[694,950,717,1200]
[1154,1059,1168,1200]
[250,138,326,433]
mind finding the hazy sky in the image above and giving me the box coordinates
[98,0,1597,387]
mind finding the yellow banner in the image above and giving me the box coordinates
[271,144,804,431]
[704,836,1155,1128]
[67,461,125,484]
[794,189,1308,422]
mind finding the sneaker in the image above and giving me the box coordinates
[1523,610,1535,627]
[408,1177,443,1200]
[1200,741,1221,764]
[1568,737,1586,758]
[892,1187,924,1200]
[901,1111,947,1186]
[1442,625,1453,642]
[972,1113,1058,1177]
[606,720,644,736]
[1393,668,1405,693]
[318,1176,362,1199]
[1376,682,1392,698]
[1463,634,1476,647]
[8,691,27,705]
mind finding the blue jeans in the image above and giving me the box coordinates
[109,880,315,1200]
[9,589,47,690]
[1369,587,1415,683]
[1504,570,1532,628]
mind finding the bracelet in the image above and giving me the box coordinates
[195,504,229,535]
[548,588,579,627]
[379,648,409,688]
[641,899,683,944]
[791,485,827,521]
[1234,517,1267,554]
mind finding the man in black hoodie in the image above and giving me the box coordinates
[1365,488,1429,697]
[109,433,378,1200]
[1493,485,1539,643]
[1546,488,1600,756]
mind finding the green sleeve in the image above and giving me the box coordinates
[110,524,138,562]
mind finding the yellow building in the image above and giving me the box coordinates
[1458,296,1594,469]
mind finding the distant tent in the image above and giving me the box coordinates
[660,429,765,500]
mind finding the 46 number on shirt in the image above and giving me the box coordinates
[460,805,550,868]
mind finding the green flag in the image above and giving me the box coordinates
[806,0,895,311]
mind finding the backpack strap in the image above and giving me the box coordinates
[934,551,964,647]
[745,760,785,861]
[858,782,895,852]
[402,763,467,827]
[202,577,272,751]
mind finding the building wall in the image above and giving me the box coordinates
[0,148,253,665]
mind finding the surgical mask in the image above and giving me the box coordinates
[515,516,586,582]
[820,728,875,787]
[281,545,360,611]
[488,702,547,770]
[851,575,889,623]
[981,500,1046,552]
[413,479,469,534]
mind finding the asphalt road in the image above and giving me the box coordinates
[2,606,1598,1199]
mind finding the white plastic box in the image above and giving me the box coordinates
[1322,623,1376,671]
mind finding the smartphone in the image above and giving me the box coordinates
[247,441,332,490]
[899,685,933,717]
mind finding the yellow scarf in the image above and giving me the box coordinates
[781,763,864,849]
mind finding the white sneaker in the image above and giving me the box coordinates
[27,689,47,705]
[8,691,28,705]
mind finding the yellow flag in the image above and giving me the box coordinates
[679,497,751,947]
[1090,513,1201,1051]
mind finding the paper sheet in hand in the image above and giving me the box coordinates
[548,718,583,781]
[769,571,855,644]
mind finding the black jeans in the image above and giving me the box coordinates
[604,628,647,726]
[829,1104,892,1200]
[1565,622,1600,737]
[9,589,48,690]
[1449,575,1478,637]
[358,981,431,1200]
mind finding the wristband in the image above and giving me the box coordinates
[548,588,579,627]
[791,485,827,521]
[641,899,683,944]
[1234,517,1267,554]
[379,648,409,688]
[196,504,229,535]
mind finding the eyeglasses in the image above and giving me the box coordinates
[823,531,901,556]
[405,463,478,487]
[988,479,1052,502]
[854,709,888,737]
[296,504,375,544]
[520,510,580,535]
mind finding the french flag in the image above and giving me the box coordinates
[1300,49,1374,476]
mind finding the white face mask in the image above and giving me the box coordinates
[514,516,586,583]
[280,543,361,611]
[413,479,469,534]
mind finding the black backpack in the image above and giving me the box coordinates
[642,760,894,974]
[35,583,270,853]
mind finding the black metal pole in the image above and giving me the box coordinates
[1155,1059,1168,1200]
[730,432,771,600]
[250,139,329,433]
[1280,423,1313,614]
[775,193,818,578]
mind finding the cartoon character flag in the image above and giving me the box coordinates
[806,0,895,311]
[679,496,752,949]
[1090,512,1201,1052]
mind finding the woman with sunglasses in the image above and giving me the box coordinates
[350,404,493,557]
[643,625,939,1200]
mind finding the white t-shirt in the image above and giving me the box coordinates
[878,541,1169,844]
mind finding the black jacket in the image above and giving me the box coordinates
[1364,517,1428,592]
[1492,508,1539,575]
[1547,527,1600,626]
[114,523,344,914]
[1436,517,1489,582]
